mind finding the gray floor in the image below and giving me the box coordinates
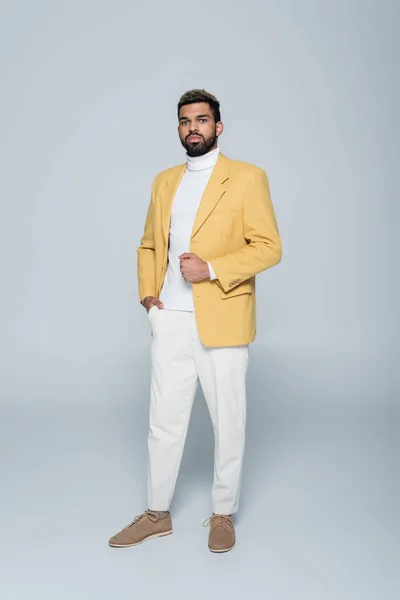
[1,343,398,600]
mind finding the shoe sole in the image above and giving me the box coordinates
[109,529,173,548]
[208,543,235,553]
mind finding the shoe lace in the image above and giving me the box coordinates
[123,510,159,530]
[202,514,234,532]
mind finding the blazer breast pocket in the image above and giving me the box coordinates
[207,208,239,242]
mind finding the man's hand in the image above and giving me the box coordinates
[178,253,210,283]
[141,296,164,313]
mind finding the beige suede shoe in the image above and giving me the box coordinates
[203,514,235,553]
[109,510,172,548]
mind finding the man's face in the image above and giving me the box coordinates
[178,102,223,157]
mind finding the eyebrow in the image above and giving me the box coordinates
[179,114,210,121]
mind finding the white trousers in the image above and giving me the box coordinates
[145,307,249,515]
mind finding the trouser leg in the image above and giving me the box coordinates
[146,309,198,511]
[192,316,249,515]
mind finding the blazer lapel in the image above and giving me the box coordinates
[161,163,186,245]
[160,151,231,245]
[191,152,230,239]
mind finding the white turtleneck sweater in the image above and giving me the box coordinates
[159,146,219,312]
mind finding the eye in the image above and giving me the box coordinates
[200,119,207,123]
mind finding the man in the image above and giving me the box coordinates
[109,89,282,553]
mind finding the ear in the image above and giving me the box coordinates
[216,121,224,137]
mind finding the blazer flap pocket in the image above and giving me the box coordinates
[220,281,253,299]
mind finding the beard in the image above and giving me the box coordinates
[180,127,218,157]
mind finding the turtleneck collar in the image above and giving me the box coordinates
[186,146,220,172]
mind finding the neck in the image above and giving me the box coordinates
[186,146,220,171]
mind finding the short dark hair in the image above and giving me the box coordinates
[177,89,221,123]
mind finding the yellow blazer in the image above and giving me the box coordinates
[137,152,282,347]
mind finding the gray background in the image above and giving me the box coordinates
[0,0,398,598]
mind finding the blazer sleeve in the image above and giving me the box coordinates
[137,180,157,303]
[210,169,282,293]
